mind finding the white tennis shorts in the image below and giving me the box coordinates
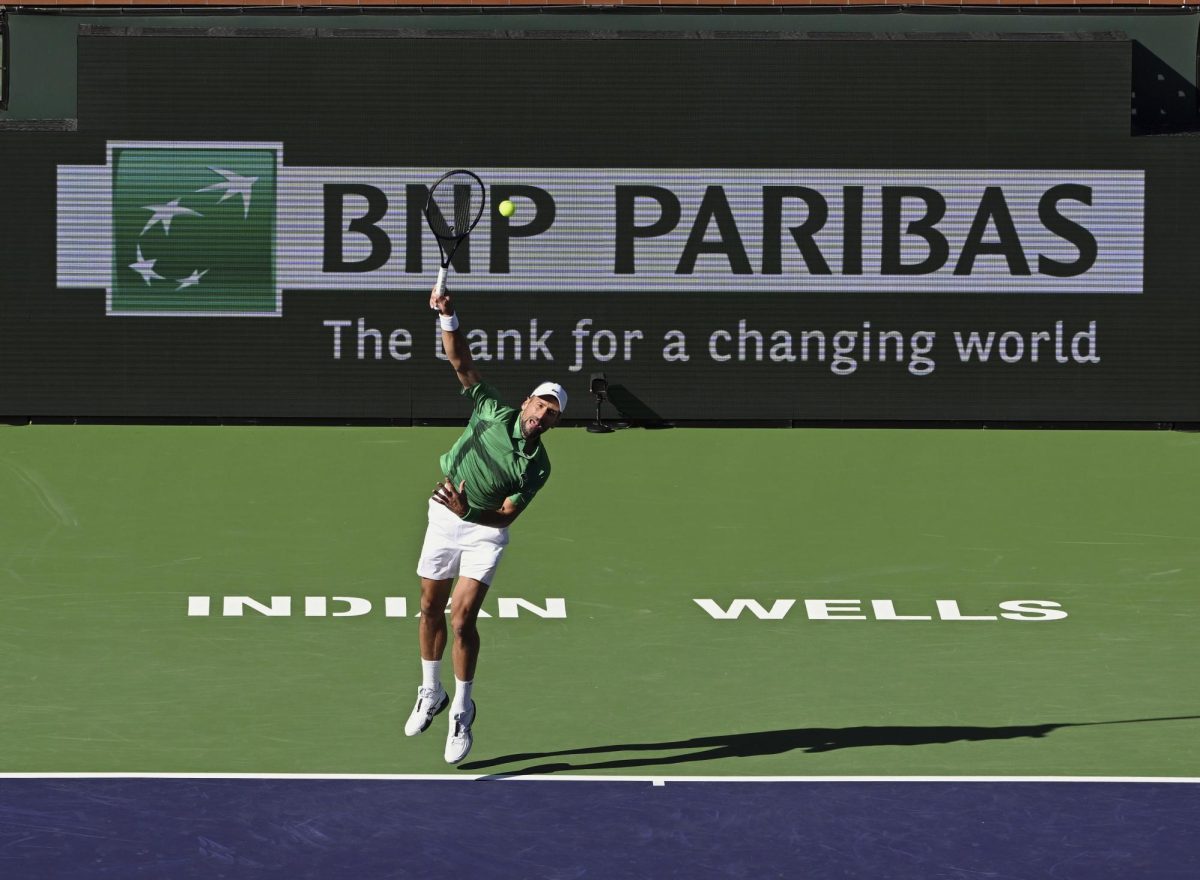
[416,498,510,585]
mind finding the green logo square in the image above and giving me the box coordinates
[111,146,278,315]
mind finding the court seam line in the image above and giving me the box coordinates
[0,774,1197,784]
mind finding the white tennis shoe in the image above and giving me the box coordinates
[404,685,448,737]
[444,700,476,764]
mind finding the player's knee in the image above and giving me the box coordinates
[420,596,447,620]
[451,617,478,641]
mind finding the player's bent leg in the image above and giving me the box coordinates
[404,577,453,737]
[445,576,489,763]
[449,576,489,682]
[418,577,453,662]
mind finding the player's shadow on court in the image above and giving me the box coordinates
[460,715,1200,777]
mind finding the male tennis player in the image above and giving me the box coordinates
[404,281,565,764]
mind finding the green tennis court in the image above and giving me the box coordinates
[1,424,1196,778]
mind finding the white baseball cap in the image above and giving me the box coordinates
[530,381,567,413]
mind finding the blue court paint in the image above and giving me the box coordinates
[0,779,1195,879]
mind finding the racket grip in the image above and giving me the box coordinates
[431,267,447,308]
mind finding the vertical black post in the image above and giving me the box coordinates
[0,11,10,111]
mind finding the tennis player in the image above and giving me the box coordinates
[404,281,566,764]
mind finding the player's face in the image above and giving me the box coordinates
[520,395,561,439]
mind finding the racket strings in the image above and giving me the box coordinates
[454,186,474,238]
[427,175,483,240]
[425,190,457,239]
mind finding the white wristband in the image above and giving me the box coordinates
[439,313,460,332]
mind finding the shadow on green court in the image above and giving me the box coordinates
[462,715,1200,777]
[607,384,673,429]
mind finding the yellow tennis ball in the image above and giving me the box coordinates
[498,199,516,218]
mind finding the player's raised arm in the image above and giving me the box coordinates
[430,282,482,390]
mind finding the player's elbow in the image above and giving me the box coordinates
[456,367,483,389]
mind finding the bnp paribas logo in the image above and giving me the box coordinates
[58,142,281,316]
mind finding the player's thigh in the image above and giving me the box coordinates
[451,577,490,629]
[420,577,454,616]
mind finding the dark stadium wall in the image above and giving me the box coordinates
[2,9,1199,124]
[2,11,1199,424]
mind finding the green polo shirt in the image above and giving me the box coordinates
[439,382,552,516]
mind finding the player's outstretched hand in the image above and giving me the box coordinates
[432,478,469,518]
[430,282,453,315]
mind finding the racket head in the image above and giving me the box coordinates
[423,169,487,244]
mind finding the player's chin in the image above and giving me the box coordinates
[522,419,544,438]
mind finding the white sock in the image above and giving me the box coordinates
[421,659,441,691]
[452,677,473,716]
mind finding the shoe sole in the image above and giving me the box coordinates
[405,691,449,737]
[445,700,476,765]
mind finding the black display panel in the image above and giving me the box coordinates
[2,32,1198,422]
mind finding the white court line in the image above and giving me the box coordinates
[0,773,1197,784]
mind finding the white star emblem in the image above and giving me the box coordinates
[141,198,202,236]
[197,167,257,218]
[176,269,209,291]
[129,245,166,286]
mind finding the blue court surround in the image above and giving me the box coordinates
[0,779,1195,878]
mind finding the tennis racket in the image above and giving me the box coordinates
[424,169,486,306]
